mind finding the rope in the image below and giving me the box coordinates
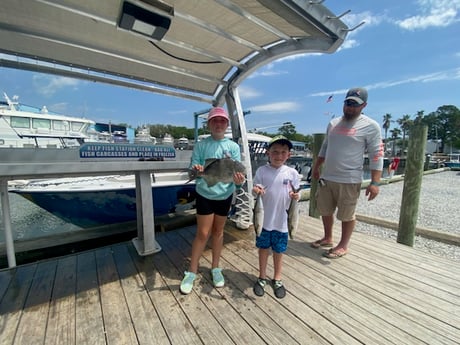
[229,187,253,230]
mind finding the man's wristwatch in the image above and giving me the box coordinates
[370,181,380,186]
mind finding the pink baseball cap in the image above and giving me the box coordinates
[208,107,229,121]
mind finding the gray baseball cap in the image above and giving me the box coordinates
[345,87,368,104]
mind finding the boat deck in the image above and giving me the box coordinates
[1,215,459,344]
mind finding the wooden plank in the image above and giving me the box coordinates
[45,256,77,345]
[0,269,13,301]
[217,232,406,345]
[299,217,460,301]
[0,265,37,345]
[14,261,57,344]
[352,241,460,298]
[95,246,138,345]
[176,228,333,345]
[111,244,170,345]
[289,226,460,344]
[226,219,457,340]
[75,251,106,345]
[162,231,272,345]
[152,232,239,345]
[127,243,203,345]
[286,243,458,344]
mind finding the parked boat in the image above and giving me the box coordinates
[10,172,196,228]
[161,133,174,146]
[444,153,460,170]
[176,137,189,150]
[0,93,94,148]
[134,126,157,145]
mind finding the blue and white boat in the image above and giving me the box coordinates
[444,153,460,169]
[10,171,196,228]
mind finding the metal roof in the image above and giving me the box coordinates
[0,0,349,105]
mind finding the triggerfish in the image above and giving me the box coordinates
[187,158,246,187]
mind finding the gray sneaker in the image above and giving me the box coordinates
[253,278,269,297]
[272,279,286,299]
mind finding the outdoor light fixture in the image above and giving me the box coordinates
[118,1,173,40]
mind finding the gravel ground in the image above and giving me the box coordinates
[300,170,460,262]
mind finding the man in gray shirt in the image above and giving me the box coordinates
[311,87,384,258]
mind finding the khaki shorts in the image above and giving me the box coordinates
[315,180,361,221]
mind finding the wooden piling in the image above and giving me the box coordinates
[397,124,428,246]
[308,133,325,218]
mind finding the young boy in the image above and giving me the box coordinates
[252,136,300,298]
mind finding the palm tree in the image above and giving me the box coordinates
[397,114,413,155]
[390,128,402,156]
[382,113,392,153]
[414,110,424,124]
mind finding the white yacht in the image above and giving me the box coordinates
[0,93,94,148]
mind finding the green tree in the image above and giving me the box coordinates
[279,122,296,138]
[382,113,392,145]
[421,105,460,152]
[397,114,413,154]
[389,127,402,156]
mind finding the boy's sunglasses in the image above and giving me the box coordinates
[344,100,362,107]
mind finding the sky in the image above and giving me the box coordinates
[1,0,459,136]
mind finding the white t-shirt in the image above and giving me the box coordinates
[253,164,300,232]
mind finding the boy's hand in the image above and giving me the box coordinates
[289,191,300,201]
[252,184,265,195]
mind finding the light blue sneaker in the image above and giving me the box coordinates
[180,271,196,294]
[211,268,225,288]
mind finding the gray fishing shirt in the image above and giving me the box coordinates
[319,114,383,183]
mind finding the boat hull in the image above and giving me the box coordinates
[13,184,197,228]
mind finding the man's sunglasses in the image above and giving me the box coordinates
[344,100,362,107]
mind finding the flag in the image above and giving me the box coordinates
[326,95,333,103]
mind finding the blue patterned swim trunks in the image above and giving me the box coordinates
[256,229,288,253]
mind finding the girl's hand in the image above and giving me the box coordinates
[191,164,204,173]
[233,172,245,185]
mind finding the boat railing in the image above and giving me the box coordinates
[0,147,192,268]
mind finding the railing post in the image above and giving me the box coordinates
[1,179,16,267]
[397,124,428,246]
[309,133,325,218]
[131,171,162,255]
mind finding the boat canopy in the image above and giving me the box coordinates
[0,0,349,105]
[0,0,350,189]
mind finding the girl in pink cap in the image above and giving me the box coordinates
[180,107,246,294]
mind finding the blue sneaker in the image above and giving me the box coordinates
[211,268,225,288]
[180,271,196,294]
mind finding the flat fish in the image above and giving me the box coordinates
[253,193,263,237]
[188,158,246,187]
[287,185,301,240]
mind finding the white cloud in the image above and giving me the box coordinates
[249,63,288,79]
[238,85,262,100]
[249,101,300,113]
[396,0,460,30]
[310,67,460,97]
[32,75,80,96]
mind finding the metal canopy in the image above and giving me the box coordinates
[0,0,348,105]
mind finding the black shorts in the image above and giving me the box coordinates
[196,193,233,216]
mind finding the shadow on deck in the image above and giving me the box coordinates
[0,215,459,344]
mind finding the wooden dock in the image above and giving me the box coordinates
[1,215,459,344]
